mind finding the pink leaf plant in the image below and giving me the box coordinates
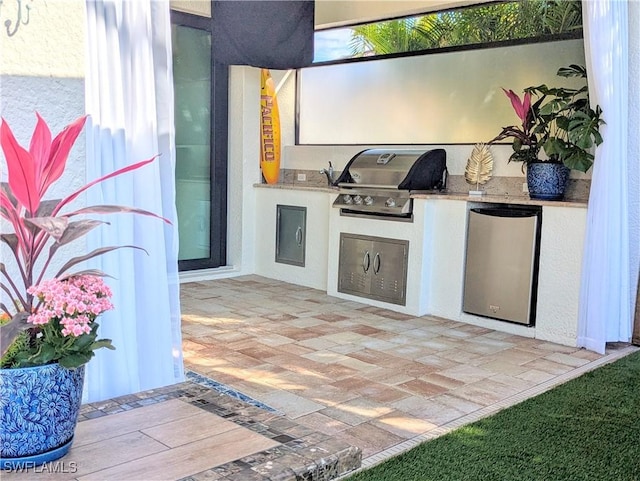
[0,113,170,362]
[489,87,547,167]
[502,88,531,124]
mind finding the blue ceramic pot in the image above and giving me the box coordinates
[0,363,85,469]
[526,161,570,201]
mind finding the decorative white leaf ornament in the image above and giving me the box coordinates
[465,143,494,192]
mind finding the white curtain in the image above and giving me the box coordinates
[83,0,183,402]
[578,0,638,354]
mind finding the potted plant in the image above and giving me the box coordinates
[490,64,604,200]
[0,113,168,468]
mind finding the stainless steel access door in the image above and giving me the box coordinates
[275,205,306,266]
[463,207,541,325]
[338,233,409,305]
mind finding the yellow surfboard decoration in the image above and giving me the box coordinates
[260,68,281,184]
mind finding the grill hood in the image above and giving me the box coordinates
[332,148,447,220]
[334,148,447,190]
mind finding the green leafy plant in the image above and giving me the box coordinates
[490,64,604,173]
[347,1,582,59]
[0,113,169,368]
[0,314,29,368]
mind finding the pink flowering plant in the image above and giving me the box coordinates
[0,113,169,369]
[4,276,115,368]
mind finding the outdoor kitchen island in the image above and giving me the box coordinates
[254,184,588,348]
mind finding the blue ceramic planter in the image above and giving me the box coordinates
[526,161,570,201]
[0,363,85,469]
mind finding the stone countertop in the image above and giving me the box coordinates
[253,183,338,193]
[254,183,588,208]
[410,192,588,208]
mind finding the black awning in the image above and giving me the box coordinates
[212,0,314,69]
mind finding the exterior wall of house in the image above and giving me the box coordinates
[0,0,85,158]
[0,0,86,295]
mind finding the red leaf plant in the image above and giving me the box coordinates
[0,113,170,362]
[489,88,544,166]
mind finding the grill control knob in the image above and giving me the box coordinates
[342,194,353,205]
[353,195,363,205]
[385,197,396,207]
[364,196,374,206]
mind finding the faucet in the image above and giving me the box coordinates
[320,161,334,186]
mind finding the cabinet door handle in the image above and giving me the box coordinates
[295,226,303,246]
[373,252,381,274]
[362,251,370,273]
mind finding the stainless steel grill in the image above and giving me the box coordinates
[332,148,447,219]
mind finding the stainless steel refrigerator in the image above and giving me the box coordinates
[463,206,541,326]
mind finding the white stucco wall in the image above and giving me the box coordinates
[0,0,85,139]
[0,1,85,78]
[227,66,260,277]
[536,206,587,345]
[0,1,86,298]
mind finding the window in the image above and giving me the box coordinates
[171,11,228,270]
[314,0,582,63]
[299,0,585,145]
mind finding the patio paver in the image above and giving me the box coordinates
[180,275,637,466]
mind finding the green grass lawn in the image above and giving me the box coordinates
[346,350,640,481]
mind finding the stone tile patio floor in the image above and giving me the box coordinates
[179,276,636,476]
[6,275,635,480]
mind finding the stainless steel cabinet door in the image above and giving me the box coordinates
[338,233,408,305]
[276,205,306,266]
[338,234,372,295]
[369,238,408,305]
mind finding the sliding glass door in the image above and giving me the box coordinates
[171,11,228,270]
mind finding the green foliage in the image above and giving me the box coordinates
[490,64,604,172]
[350,18,428,56]
[0,329,31,368]
[542,0,583,34]
[346,351,640,481]
[2,319,114,370]
[526,65,605,172]
[348,0,582,58]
